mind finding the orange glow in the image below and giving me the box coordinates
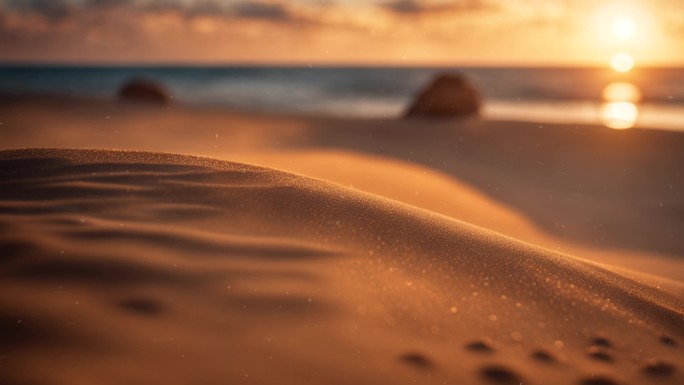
[602,82,641,103]
[600,102,638,129]
[0,1,682,65]
[601,82,641,130]
[610,53,634,72]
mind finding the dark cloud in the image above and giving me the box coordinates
[1,0,300,23]
[231,1,293,21]
[174,1,229,18]
[182,1,302,23]
[381,0,497,15]
[1,0,137,21]
[3,0,75,21]
[382,0,425,14]
[85,0,124,7]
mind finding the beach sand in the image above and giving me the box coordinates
[0,98,683,384]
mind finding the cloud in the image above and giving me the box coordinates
[382,0,425,14]
[231,1,293,21]
[2,0,76,21]
[380,0,498,15]
[0,0,322,63]
[1,0,682,65]
[0,0,305,23]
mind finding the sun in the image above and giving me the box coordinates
[612,17,636,40]
[610,53,634,72]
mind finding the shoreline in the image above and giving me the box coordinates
[2,91,683,133]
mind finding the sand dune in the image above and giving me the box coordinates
[236,150,684,283]
[1,148,682,385]
[2,98,683,281]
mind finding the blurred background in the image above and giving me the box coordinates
[1,0,683,129]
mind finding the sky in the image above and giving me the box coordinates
[0,0,683,65]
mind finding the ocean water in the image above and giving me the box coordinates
[1,65,683,130]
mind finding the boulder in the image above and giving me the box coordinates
[118,78,170,105]
[405,73,480,118]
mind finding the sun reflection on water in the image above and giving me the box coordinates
[600,102,638,130]
[602,82,641,103]
[600,82,640,130]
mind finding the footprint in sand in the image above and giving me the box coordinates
[465,338,495,353]
[641,358,676,377]
[586,337,614,363]
[398,352,433,369]
[659,335,678,347]
[586,346,613,362]
[530,349,558,364]
[590,336,613,348]
[479,365,523,384]
[578,376,620,385]
[118,298,164,316]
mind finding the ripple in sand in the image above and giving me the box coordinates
[641,359,676,377]
[118,298,164,315]
[13,258,187,286]
[587,346,613,362]
[399,352,432,369]
[465,338,495,353]
[0,240,37,263]
[0,312,99,350]
[479,365,523,384]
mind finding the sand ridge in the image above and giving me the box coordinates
[1,148,682,385]
[2,98,683,264]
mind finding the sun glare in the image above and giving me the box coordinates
[612,17,636,40]
[600,102,638,129]
[593,2,663,66]
[610,53,634,72]
[602,82,641,103]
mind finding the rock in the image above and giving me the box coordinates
[118,78,170,105]
[405,73,480,118]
